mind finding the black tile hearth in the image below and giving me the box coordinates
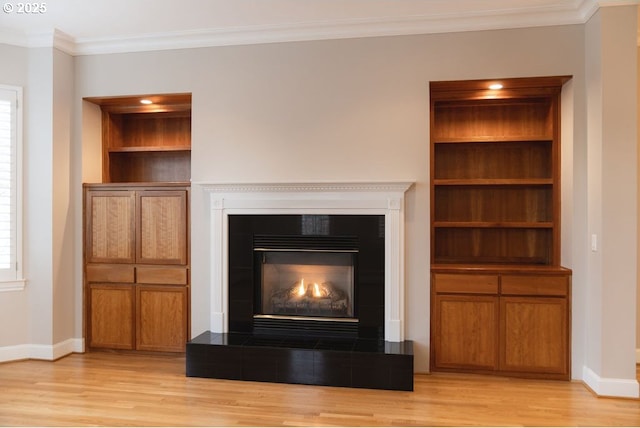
[186,331,414,391]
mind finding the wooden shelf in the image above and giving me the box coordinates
[85,93,192,183]
[434,222,553,228]
[108,146,191,153]
[431,263,572,274]
[434,136,552,144]
[85,93,192,114]
[430,93,557,247]
[434,178,552,186]
[429,77,571,380]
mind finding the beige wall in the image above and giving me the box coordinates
[585,6,637,381]
[0,44,29,348]
[76,24,586,374]
[0,44,78,356]
[52,48,76,344]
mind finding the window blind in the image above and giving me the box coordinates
[0,87,20,281]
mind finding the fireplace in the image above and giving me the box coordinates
[186,182,414,390]
[228,215,385,339]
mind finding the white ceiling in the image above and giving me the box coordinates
[0,0,636,55]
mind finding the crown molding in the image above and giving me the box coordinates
[67,7,592,56]
[0,0,635,55]
[0,28,75,54]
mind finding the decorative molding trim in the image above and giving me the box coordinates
[2,1,633,55]
[0,344,29,362]
[582,365,640,398]
[0,278,26,292]
[0,28,75,55]
[196,181,415,194]
[68,10,584,56]
[0,338,84,363]
[199,181,414,343]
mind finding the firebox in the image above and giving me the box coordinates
[256,250,356,319]
[252,234,360,337]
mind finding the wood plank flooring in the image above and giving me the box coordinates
[0,351,639,426]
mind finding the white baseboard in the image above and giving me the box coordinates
[0,338,84,363]
[582,365,640,398]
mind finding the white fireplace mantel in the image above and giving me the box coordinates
[197,181,414,342]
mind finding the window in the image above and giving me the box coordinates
[0,85,23,290]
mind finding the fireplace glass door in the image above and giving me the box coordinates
[257,250,356,319]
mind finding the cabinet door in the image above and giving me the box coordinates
[500,296,568,376]
[432,294,499,370]
[136,285,188,352]
[88,284,135,349]
[136,190,188,265]
[85,190,136,264]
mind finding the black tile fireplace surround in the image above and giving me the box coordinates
[229,215,386,338]
[186,214,414,391]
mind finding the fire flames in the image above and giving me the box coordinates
[270,277,350,317]
[294,278,329,299]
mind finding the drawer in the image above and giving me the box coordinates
[501,275,569,296]
[433,273,499,294]
[136,266,188,285]
[86,264,134,283]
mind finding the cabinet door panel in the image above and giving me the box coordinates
[88,284,135,349]
[86,191,135,264]
[433,295,499,370]
[500,296,568,375]
[136,285,188,352]
[137,191,188,265]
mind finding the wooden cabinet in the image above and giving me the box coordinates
[430,77,572,379]
[431,270,570,378]
[84,183,190,352]
[83,93,191,353]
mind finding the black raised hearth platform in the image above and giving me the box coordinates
[186,331,414,391]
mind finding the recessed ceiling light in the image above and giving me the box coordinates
[140,99,153,105]
[488,83,503,90]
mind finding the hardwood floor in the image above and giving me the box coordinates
[0,351,639,427]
